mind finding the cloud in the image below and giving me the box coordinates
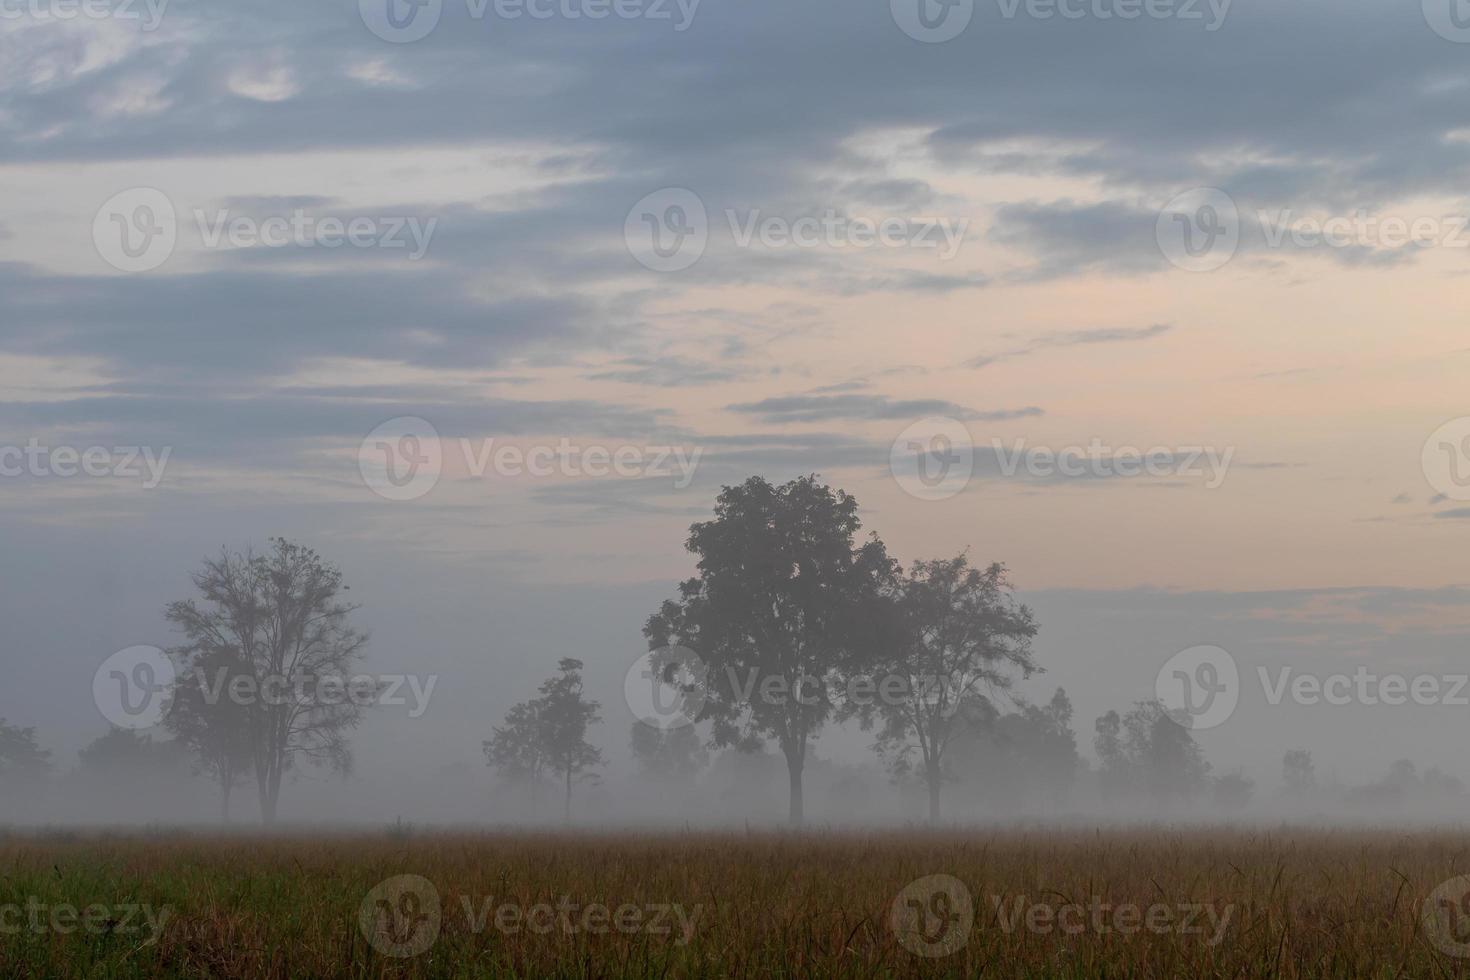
[967,323,1172,368]
[726,395,1043,425]
[586,356,746,387]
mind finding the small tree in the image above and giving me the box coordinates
[630,723,709,781]
[1213,771,1255,812]
[1122,700,1211,803]
[851,556,1038,823]
[165,539,374,825]
[0,720,50,784]
[486,659,604,821]
[484,701,549,798]
[1282,749,1316,796]
[1094,702,1211,805]
[539,659,605,821]
[166,646,254,821]
[76,728,189,776]
[1093,709,1127,798]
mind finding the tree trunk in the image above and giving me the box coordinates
[785,751,804,827]
[258,757,281,826]
[221,775,232,824]
[927,765,941,824]
[564,769,572,823]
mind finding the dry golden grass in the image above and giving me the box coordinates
[3,827,1470,977]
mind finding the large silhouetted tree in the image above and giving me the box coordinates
[848,555,1038,823]
[645,476,895,825]
[165,539,373,825]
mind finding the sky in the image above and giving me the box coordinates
[3,0,1470,818]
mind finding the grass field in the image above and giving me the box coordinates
[3,828,1470,978]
